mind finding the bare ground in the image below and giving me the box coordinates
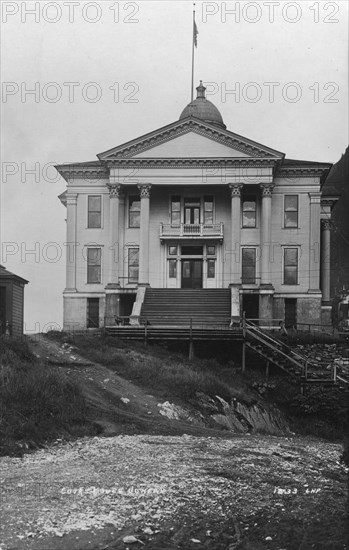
[1,434,348,550]
[0,336,348,550]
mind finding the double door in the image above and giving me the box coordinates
[184,198,200,225]
[181,260,203,289]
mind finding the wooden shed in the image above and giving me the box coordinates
[0,265,29,337]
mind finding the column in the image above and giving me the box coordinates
[308,193,321,292]
[228,183,243,285]
[138,184,152,285]
[106,183,122,288]
[260,183,274,286]
[321,219,331,303]
[65,194,78,291]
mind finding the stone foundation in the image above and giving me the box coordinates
[63,295,105,330]
[105,292,120,325]
[297,297,322,326]
[321,305,332,326]
[259,293,274,324]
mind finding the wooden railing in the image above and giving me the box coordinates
[242,315,348,386]
[160,222,224,239]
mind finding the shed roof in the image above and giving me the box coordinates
[0,265,29,284]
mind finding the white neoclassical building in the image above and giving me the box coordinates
[56,82,337,330]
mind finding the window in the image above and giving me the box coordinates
[128,248,139,283]
[204,196,214,224]
[181,245,203,256]
[169,245,177,255]
[129,196,140,227]
[284,195,298,228]
[242,248,256,284]
[87,298,99,328]
[184,197,200,225]
[88,196,101,228]
[171,196,181,225]
[284,248,298,285]
[242,197,256,228]
[207,245,216,256]
[207,259,215,278]
[87,248,101,283]
[169,259,177,278]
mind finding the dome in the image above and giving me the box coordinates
[179,81,226,129]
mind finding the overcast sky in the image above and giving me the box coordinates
[1,0,348,332]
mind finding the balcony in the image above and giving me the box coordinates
[160,222,224,241]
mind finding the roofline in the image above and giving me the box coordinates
[97,116,286,160]
[0,267,29,284]
[55,161,103,170]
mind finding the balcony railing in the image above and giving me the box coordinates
[160,222,224,240]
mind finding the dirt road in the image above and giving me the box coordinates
[1,433,348,550]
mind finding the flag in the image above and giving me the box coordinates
[193,20,198,47]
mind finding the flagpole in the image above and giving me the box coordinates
[191,5,195,102]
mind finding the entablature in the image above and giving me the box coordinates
[109,165,274,186]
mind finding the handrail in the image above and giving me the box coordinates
[243,317,348,384]
[245,320,306,364]
[245,327,307,375]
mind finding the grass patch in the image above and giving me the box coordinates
[0,336,99,456]
[45,332,242,403]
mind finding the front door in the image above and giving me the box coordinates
[87,298,99,328]
[285,298,297,328]
[181,260,203,289]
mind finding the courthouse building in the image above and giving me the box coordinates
[56,82,337,329]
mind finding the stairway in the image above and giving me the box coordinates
[140,288,231,327]
[245,321,349,388]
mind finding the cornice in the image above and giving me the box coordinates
[277,167,331,178]
[56,165,109,180]
[321,197,339,207]
[106,157,277,168]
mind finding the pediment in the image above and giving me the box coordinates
[133,132,249,158]
[98,118,284,161]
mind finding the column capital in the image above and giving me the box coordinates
[66,194,78,206]
[107,183,123,198]
[138,184,152,199]
[228,183,243,197]
[260,183,274,197]
[308,192,322,204]
[321,218,332,231]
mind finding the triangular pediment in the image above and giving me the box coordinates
[98,118,284,161]
[133,132,249,158]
